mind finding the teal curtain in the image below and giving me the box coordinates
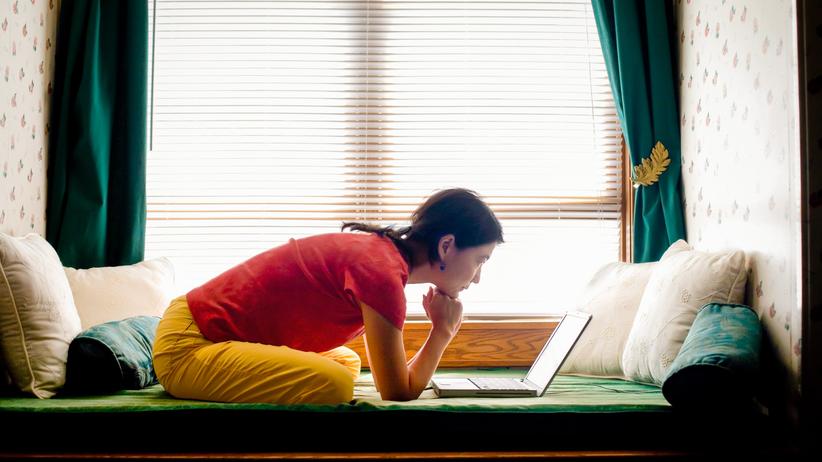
[46,0,148,268]
[592,0,686,263]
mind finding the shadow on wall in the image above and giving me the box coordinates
[744,250,796,443]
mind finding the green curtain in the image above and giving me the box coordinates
[592,0,686,263]
[46,0,148,268]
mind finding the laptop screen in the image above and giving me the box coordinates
[524,312,590,394]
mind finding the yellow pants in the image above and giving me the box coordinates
[152,296,360,405]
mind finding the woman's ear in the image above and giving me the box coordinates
[438,234,455,260]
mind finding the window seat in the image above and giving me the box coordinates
[0,369,785,459]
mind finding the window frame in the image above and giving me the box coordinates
[152,0,634,342]
[349,141,631,368]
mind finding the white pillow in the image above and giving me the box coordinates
[0,232,82,398]
[560,261,656,378]
[621,240,748,385]
[64,257,176,330]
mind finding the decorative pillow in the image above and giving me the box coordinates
[64,257,175,329]
[622,240,748,385]
[560,261,656,378]
[0,232,82,398]
[662,303,761,410]
[64,316,161,394]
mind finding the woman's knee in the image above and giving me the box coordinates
[320,346,362,380]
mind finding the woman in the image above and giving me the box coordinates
[152,188,503,404]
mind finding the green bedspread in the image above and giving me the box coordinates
[0,369,780,455]
[0,369,668,414]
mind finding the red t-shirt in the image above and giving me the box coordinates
[186,233,409,352]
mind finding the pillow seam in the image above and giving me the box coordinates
[0,256,39,396]
[724,257,747,304]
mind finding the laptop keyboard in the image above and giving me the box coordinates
[470,377,530,391]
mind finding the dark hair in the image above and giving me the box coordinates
[341,188,504,268]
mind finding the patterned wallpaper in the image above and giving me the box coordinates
[675,0,801,421]
[0,0,58,237]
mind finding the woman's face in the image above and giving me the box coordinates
[435,236,496,298]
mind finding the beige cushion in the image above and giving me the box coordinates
[621,240,748,385]
[0,232,82,398]
[560,261,656,378]
[64,257,176,330]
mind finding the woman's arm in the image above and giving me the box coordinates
[361,289,462,401]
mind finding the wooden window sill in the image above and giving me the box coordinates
[345,319,559,368]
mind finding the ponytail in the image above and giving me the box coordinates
[341,222,415,266]
[342,188,504,269]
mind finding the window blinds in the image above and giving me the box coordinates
[146,0,624,316]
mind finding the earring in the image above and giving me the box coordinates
[440,263,446,271]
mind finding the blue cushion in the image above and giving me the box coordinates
[64,316,160,394]
[661,303,761,411]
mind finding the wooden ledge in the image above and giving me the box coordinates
[0,449,697,459]
[345,319,558,368]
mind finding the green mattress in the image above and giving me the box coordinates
[0,369,669,414]
[0,369,771,454]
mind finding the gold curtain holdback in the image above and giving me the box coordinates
[632,141,671,189]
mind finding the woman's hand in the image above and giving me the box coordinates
[422,286,463,339]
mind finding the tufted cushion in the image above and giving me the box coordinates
[662,303,761,410]
[0,233,82,398]
[622,240,748,385]
[64,316,161,394]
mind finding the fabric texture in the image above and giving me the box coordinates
[0,371,668,413]
[0,233,82,398]
[64,257,176,329]
[591,0,686,263]
[662,303,761,410]
[153,296,361,405]
[622,240,748,385]
[560,261,656,378]
[0,370,773,454]
[64,316,161,394]
[46,0,148,268]
[187,233,409,353]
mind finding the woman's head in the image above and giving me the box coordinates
[405,188,503,264]
[342,188,504,296]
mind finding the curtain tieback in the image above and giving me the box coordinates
[632,141,671,189]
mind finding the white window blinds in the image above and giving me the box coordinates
[146,0,624,316]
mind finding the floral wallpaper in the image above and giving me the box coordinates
[0,0,58,237]
[675,0,801,422]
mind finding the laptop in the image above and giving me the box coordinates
[430,310,591,398]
